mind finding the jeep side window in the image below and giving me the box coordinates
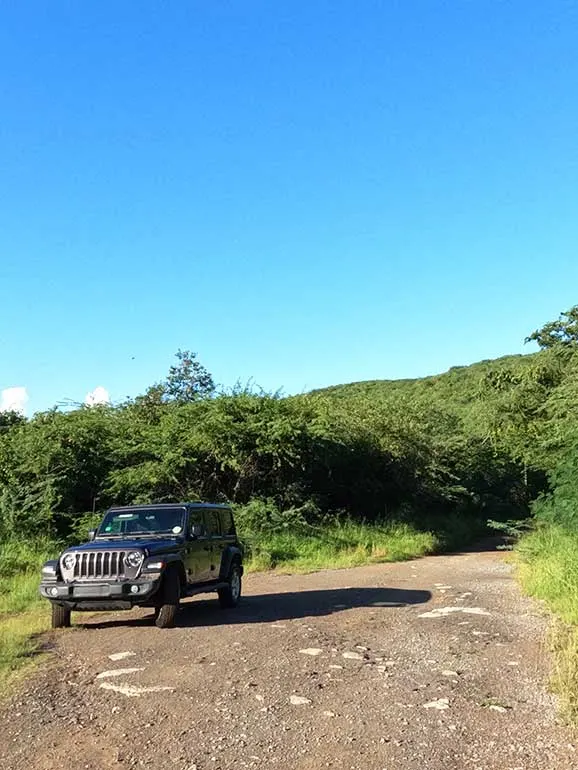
[189,514,205,537]
[220,508,234,535]
[203,510,221,537]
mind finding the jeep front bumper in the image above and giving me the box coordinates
[40,575,162,610]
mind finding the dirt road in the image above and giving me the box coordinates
[1,548,576,770]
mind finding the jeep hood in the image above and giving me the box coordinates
[66,538,182,557]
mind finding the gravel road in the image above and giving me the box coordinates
[1,547,576,770]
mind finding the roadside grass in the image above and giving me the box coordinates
[517,525,578,722]
[243,520,439,573]
[0,606,51,691]
[0,539,59,689]
[517,526,578,624]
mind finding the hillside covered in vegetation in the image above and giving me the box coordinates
[1,308,578,547]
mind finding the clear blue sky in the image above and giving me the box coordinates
[1,1,577,414]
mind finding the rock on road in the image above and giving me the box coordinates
[1,547,576,770]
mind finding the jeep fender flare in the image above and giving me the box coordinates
[161,555,186,590]
[219,546,243,581]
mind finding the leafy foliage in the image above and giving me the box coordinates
[164,349,215,402]
[1,307,578,545]
[526,305,578,350]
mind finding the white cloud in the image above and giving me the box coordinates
[84,386,110,407]
[0,386,29,415]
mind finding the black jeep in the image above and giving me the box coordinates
[40,503,243,629]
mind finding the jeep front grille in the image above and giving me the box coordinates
[72,551,128,581]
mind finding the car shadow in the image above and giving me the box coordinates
[79,586,432,630]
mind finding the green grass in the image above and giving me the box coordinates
[517,525,578,722]
[517,525,578,624]
[0,607,51,691]
[0,539,59,689]
[243,520,439,573]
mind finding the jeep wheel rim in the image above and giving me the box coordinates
[231,570,241,600]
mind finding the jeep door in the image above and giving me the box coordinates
[185,510,212,584]
[218,507,237,571]
[203,509,223,581]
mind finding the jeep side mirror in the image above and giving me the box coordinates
[190,523,204,539]
[88,530,96,541]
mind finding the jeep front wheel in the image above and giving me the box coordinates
[51,604,71,629]
[155,569,180,629]
[218,564,242,608]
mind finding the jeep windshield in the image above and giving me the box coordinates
[96,507,186,537]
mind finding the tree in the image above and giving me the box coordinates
[140,350,215,406]
[165,349,215,402]
[526,305,578,350]
[0,411,25,432]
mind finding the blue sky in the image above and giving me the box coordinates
[1,1,577,414]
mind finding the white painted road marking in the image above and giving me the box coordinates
[419,607,491,619]
[423,698,450,710]
[299,648,323,656]
[99,682,175,697]
[108,651,136,661]
[96,668,144,679]
[290,695,311,705]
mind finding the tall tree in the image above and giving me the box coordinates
[165,349,215,402]
[140,349,215,407]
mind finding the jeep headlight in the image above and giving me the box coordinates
[62,554,76,570]
[125,551,144,569]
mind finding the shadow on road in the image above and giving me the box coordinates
[80,586,432,630]
[443,535,514,556]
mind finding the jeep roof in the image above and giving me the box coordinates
[107,502,232,510]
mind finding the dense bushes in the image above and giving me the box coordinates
[531,440,578,532]
[1,309,578,548]
[0,386,529,544]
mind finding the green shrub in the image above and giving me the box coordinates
[66,511,103,543]
[532,446,578,532]
[0,539,60,581]
[0,539,61,616]
[234,498,318,536]
[243,519,439,573]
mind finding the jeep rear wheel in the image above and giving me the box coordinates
[155,569,180,629]
[51,604,71,629]
[218,564,242,608]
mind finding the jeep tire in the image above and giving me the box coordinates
[218,563,242,609]
[155,568,180,629]
[51,604,71,629]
